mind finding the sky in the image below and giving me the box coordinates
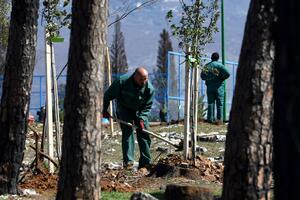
[33,0,250,75]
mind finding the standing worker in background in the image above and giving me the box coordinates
[201,52,230,125]
[102,67,155,169]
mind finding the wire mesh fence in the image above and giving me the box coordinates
[0,51,238,122]
[166,51,238,122]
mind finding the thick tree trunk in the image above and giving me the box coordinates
[274,1,300,199]
[56,0,107,199]
[0,0,39,194]
[222,0,275,199]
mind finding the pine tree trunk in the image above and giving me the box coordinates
[274,1,300,199]
[0,0,39,194]
[222,0,275,199]
[56,0,107,199]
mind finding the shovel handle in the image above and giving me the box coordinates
[110,116,180,148]
[141,129,180,148]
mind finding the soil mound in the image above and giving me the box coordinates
[149,154,224,184]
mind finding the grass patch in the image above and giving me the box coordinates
[101,191,132,200]
[200,141,225,158]
[101,190,165,200]
[151,122,227,135]
[149,190,165,199]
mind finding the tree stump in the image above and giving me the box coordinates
[150,163,201,180]
[165,184,213,200]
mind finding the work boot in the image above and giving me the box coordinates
[204,119,213,124]
[123,162,134,170]
[137,165,152,176]
[213,120,224,125]
[138,164,153,171]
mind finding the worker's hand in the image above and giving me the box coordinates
[139,120,145,130]
[102,111,111,119]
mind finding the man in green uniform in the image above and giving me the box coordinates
[102,67,154,169]
[201,52,230,124]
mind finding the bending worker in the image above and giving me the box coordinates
[102,67,154,169]
[201,52,230,124]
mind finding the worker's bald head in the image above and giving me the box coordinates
[134,67,148,87]
[135,67,148,76]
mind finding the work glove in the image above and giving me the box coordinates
[138,120,145,130]
[102,111,111,119]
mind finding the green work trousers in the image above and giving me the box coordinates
[207,87,224,122]
[117,106,151,168]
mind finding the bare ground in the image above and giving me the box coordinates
[3,121,227,199]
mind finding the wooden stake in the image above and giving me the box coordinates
[106,47,114,136]
[192,65,199,163]
[34,129,39,170]
[50,43,62,160]
[45,29,54,173]
[183,45,191,159]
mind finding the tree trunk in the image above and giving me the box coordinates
[274,1,300,199]
[56,0,107,199]
[0,0,39,194]
[222,0,275,199]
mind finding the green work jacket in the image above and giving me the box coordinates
[103,74,155,121]
[200,61,230,91]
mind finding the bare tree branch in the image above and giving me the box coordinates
[108,0,159,27]
[109,0,131,17]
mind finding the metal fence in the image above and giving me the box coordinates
[166,51,238,122]
[0,73,162,119]
[0,52,238,121]
[0,75,67,117]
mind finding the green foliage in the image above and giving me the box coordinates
[198,95,207,120]
[42,0,71,39]
[166,0,219,67]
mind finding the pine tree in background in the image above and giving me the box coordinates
[110,15,128,76]
[153,29,173,109]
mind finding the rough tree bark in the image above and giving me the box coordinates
[222,0,275,199]
[0,0,10,74]
[0,0,39,194]
[274,1,300,199]
[56,0,107,199]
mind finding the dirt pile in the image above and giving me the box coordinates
[100,154,224,192]
[19,172,58,193]
[101,179,135,192]
[101,170,134,192]
[19,154,223,194]
[150,154,224,184]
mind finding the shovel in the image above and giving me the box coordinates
[109,116,183,151]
